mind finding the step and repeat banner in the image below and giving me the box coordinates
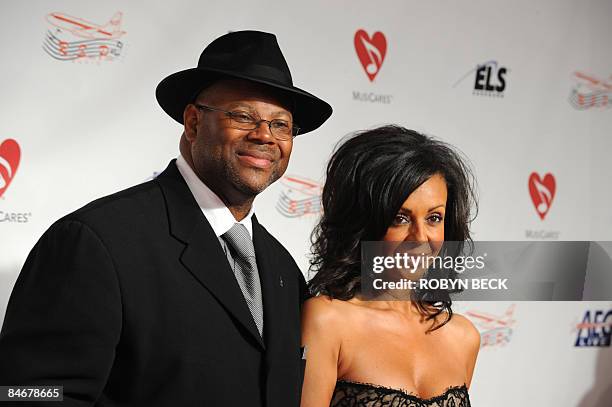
[1,0,611,406]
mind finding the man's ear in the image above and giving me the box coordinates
[183,104,199,142]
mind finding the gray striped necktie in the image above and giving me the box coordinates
[222,223,264,337]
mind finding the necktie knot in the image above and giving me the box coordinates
[222,223,255,259]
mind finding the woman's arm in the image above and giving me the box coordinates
[300,296,342,407]
[457,314,481,389]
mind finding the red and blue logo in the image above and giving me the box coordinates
[574,309,611,347]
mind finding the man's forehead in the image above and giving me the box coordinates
[196,78,293,112]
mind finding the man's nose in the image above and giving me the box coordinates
[248,121,275,143]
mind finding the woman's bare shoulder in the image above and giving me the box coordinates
[301,295,352,351]
[448,312,481,350]
[303,295,346,321]
[302,295,364,332]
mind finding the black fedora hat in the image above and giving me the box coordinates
[156,30,332,135]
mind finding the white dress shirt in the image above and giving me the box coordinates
[175,154,254,239]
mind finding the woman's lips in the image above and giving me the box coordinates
[237,152,273,169]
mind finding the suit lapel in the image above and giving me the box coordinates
[252,216,292,361]
[155,160,264,350]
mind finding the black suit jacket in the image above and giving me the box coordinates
[0,160,309,406]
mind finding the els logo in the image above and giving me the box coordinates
[0,139,20,199]
[574,309,612,347]
[528,172,556,220]
[569,71,612,110]
[42,11,126,62]
[354,30,387,82]
[454,60,508,97]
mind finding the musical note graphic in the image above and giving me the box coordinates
[43,29,124,61]
[532,178,552,214]
[276,193,321,218]
[480,327,513,347]
[354,30,387,82]
[528,173,556,220]
[360,36,382,75]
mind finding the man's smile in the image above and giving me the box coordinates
[236,149,275,169]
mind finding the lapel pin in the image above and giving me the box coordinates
[279,276,284,287]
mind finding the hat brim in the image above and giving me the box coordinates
[156,67,332,135]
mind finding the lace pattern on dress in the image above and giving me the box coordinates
[330,379,470,407]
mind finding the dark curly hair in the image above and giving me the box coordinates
[308,125,477,331]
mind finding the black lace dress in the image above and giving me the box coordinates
[331,380,470,407]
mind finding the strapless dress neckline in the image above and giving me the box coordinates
[331,379,471,407]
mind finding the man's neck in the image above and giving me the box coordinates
[180,146,254,221]
[227,201,254,222]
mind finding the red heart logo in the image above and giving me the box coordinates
[0,139,21,199]
[354,29,387,82]
[528,172,556,220]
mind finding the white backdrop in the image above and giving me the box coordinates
[1,1,611,405]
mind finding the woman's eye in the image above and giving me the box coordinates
[393,214,410,225]
[429,214,444,223]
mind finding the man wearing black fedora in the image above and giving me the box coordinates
[0,30,332,406]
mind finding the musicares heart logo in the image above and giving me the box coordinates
[354,29,387,82]
[528,172,556,220]
[0,139,21,199]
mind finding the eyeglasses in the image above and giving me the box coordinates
[194,104,300,140]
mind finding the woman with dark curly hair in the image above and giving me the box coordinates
[300,125,480,407]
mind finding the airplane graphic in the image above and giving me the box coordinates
[466,304,516,331]
[45,11,125,40]
[465,305,516,347]
[276,175,322,218]
[569,71,612,109]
